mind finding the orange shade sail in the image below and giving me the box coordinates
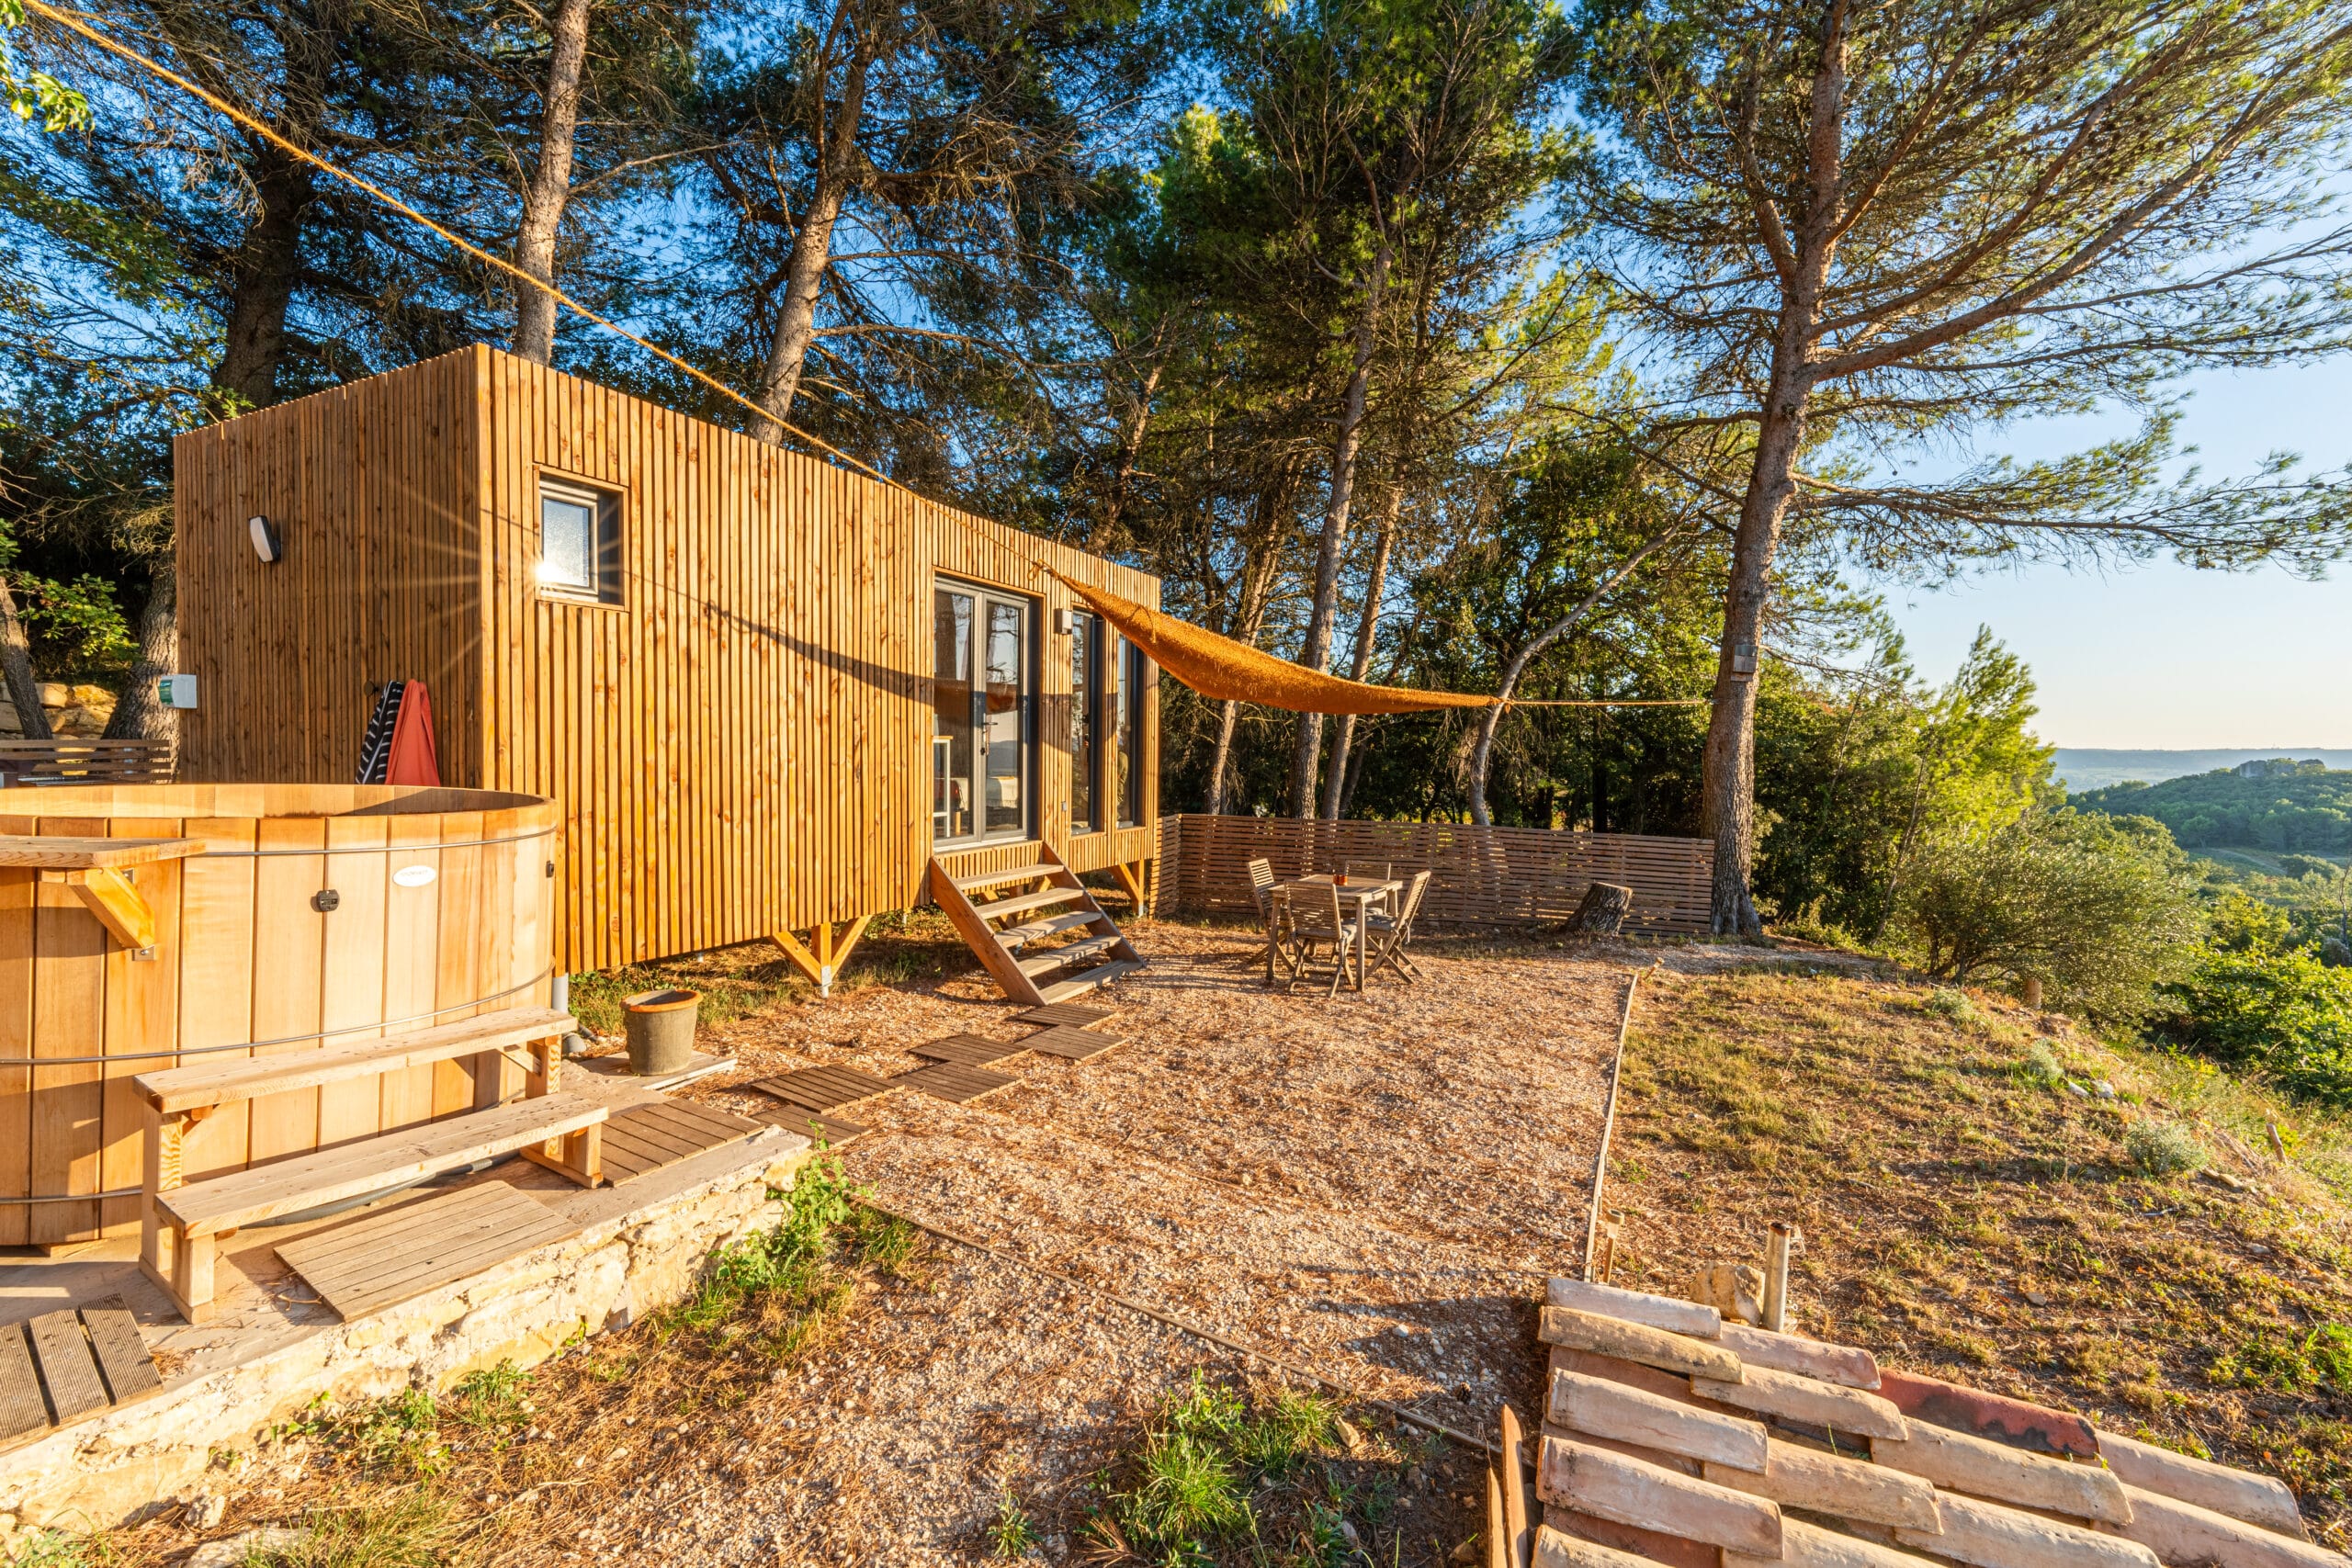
[1051,572,1498,716]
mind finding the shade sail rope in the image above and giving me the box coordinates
[1046,570,1707,716]
[23,0,901,492]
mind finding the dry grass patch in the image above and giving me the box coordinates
[1606,965,2352,1545]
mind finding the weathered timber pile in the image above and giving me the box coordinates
[1489,1276,2335,1568]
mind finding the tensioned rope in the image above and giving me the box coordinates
[22,0,901,492]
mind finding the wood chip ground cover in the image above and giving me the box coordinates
[1603,964,2352,1546]
[90,919,1645,1567]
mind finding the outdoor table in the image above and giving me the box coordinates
[1277,874,1403,991]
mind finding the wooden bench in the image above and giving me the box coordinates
[132,1005,601,1322]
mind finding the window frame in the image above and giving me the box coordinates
[535,474,624,606]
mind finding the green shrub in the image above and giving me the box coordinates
[2124,1119,2206,1177]
[1102,1375,1341,1559]
[2162,945,2352,1107]
[2018,1043,2065,1089]
[1923,987,1982,1025]
[1896,809,2199,1020]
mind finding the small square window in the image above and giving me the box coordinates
[537,478,621,604]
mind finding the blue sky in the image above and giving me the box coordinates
[1871,358,2352,749]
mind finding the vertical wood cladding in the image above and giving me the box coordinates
[176,345,1162,971]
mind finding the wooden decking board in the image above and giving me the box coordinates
[260,1190,458,1269]
[752,1107,866,1147]
[970,887,1088,921]
[276,1183,580,1322]
[1023,1024,1125,1061]
[0,1326,50,1442]
[910,1033,1027,1067]
[27,1311,108,1423]
[895,1062,1018,1103]
[137,1005,574,1112]
[748,1065,897,1112]
[78,1298,161,1406]
[1017,1001,1120,1029]
[599,1100,761,1186]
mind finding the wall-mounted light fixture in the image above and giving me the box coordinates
[249,514,283,564]
[1053,607,1074,636]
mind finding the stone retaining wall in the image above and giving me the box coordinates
[0,1133,808,1547]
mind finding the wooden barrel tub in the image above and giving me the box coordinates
[0,784,559,1247]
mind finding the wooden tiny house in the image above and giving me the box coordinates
[174,345,1162,979]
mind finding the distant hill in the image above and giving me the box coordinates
[2073,762,2352,853]
[2053,748,2352,792]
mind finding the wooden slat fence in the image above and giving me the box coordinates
[1158,814,1713,934]
[0,739,175,788]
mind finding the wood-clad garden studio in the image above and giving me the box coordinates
[171,345,1162,972]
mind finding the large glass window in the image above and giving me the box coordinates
[933,583,1033,844]
[1069,612,1100,832]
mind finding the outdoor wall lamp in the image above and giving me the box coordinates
[249,514,283,563]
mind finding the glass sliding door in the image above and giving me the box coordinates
[933,581,1035,846]
[1069,611,1101,832]
[1109,629,1145,828]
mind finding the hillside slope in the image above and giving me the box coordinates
[2076,763,2352,852]
[1605,963,2352,1546]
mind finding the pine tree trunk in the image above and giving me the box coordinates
[753,7,873,443]
[512,0,594,365]
[1288,238,1389,816]
[1701,388,1804,936]
[103,567,176,744]
[210,148,316,407]
[1204,698,1240,816]
[1319,484,1398,818]
[0,572,50,741]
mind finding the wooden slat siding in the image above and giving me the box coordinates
[175,817,256,1187]
[100,818,182,1233]
[31,815,107,1244]
[1159,816,1714,935]
[379,815,442,1134]
[176,345,1165,970]
[0,814,35,1247]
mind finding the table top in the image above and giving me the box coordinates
[1277,874,1401,899]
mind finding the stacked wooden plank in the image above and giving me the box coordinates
[1503,1277,2338,1568]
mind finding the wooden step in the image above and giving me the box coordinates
[970,887,1088,921]
[997,910,1102,945]
[137,1006,575,1114]
[1038,959,1144,1003]
[158,1093,610,1237]
[950,864,1060,894]
[1014,933,1123,977]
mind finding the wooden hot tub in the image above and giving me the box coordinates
[0,784,558,1247]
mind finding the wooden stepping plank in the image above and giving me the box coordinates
[895,1062,1018,1103]
[752,1107,866,1147]
[78,1297,160,1406]
[276,1182,580,1322]
[749,1064,897,1112]
[1038,960,1143,1003]
[1024,1024,1124,1061]
[599,1100,762,1186]
[910,1032,1027,1067]
[1017,1000,1119,1029]
[0,1325,49,1444]
[27,1311,107,1424]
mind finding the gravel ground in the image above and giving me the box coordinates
[508,920,1646,1565]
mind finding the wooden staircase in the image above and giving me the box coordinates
[929,846,1145,1006]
